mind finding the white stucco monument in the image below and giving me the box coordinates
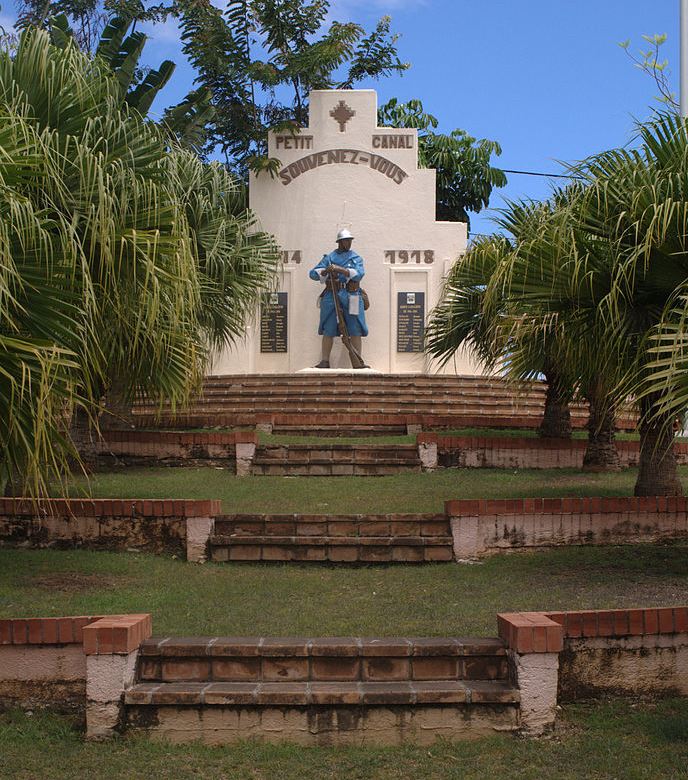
[212,89,479,374]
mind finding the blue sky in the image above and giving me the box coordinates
[0,0,680,235]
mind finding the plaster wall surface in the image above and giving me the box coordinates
[126,704,518,745]
[0,513,186,555]
[0,644,86,710]
[0,644,85,681]
[559,634,688,700]
[510,651,559,735]
[213,89,478,375]
[450,510,688,557]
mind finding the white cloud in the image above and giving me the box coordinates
[140,16,182,46]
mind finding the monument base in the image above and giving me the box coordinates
[297,367,383,375]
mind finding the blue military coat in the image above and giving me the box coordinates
[309,249,368,337]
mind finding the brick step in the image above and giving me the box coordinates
[209,536,454,562]
[255,444,420,458]
[201,373,529,384]
[125,680,518,706]
[270,425,409,436]
[251,444,421,475]
[194,390,546,403]
[134,395,554,408]
[213,514,449,537]
[251,464,422,476]
[124,630,520,743]
[198,376,542,393]
[135,636,509,684]
[188,388,550,402]
[133,402,560,425]
[132,375,637,435]
[131,413,622,433]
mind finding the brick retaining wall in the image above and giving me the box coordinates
[3,496,686,563]
[94,430,258,472]
[0,615,100,712]
[2,607,686,739]
[497,606,688,732]
[421,433,688,470]
[446,496,688,558]
[545,607,688,701]
[0,498,221,558]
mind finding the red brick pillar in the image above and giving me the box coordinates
[497,612,563,735]
[83,614,152,739]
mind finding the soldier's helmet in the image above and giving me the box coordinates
[336,228,354,242]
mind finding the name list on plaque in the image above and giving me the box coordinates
[397,292,425,353]
[260,292,288,353]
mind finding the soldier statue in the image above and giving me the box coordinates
[309,228,368,368]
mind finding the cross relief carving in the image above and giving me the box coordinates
[330,100,355,132]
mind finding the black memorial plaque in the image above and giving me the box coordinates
[260,292,288,353]
[397,292,425,353]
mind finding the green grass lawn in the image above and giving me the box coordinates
[164,427,661,445]
[2,545,687,636]
[3,544,688,775]
[1,699,687,779]
[66,465,688,514]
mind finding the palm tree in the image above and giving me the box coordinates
[0,27,279,491]
[426,208,575,440]
[0,112,85,495]
[567,112,688,495]
[492,194,625,471]
[497,114,688,494]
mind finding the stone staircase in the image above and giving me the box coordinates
[251,443,421,476]
[132,374,634,432]
[209,514,454,563]
[124,635,520,744]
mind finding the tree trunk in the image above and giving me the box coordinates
[69,406,100,467]
[100,377,136,431]
[634,394,683,496]
[538,369,572,439]
[3,466,23,496]
[582,390,621,472]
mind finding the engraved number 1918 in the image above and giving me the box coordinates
[385,250,434,264]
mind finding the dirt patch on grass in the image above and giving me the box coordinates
[27,573,130,593]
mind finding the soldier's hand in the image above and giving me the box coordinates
[328,264,346,275]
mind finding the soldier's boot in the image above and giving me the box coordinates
[314,336,333,368]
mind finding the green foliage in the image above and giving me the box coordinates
[430,111,688,493]
[620,33,678,109]
[16,0,173,51]
[175,0,409,175]
[48,11,213,152]
[425,196,579,399]
[0,27,278,494]
[379,98,506,225]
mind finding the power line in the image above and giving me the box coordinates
[501,168,584,180]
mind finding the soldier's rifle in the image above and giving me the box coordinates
[327,265,366,369]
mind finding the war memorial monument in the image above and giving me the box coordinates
[214,89,479,375]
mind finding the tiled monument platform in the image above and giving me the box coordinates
[130,374,637,433]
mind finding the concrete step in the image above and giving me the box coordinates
[209,535,454,563]
[124,634,519,744]
[125,679,518,706]
[269,425,409,436]
[213,514,449,538]
[250,443,421,476]
[130,374,638,433]
[135,636,510,684]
